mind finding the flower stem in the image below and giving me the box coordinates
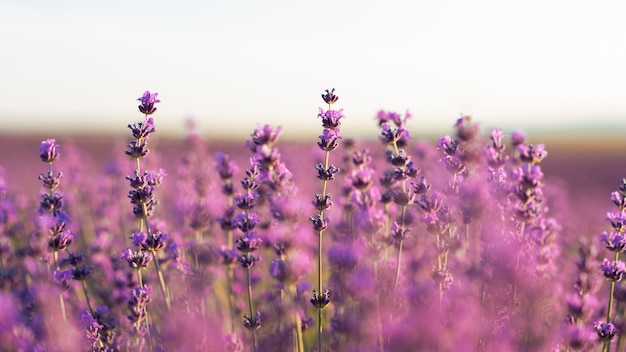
[246,267,257,352]
[81,280,94,315]
[152,254,171,311]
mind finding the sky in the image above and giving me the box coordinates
[1,0,625,140]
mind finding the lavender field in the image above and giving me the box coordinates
[1,90,626,352]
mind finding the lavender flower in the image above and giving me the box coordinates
[39,139,60,163]
[137,91,160,115]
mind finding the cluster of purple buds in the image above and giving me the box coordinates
[215,152,239,198]
[137,90,160,116]
[126,170,165,220]
[234,162,263,331]
[128,284,152,334]
[125,91,159,159]
[38,139,65,216]
[376,110,412,148]
[511,141,548,225]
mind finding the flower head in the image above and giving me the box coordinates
[600,258,626,282]
[594,321,618,341]
[39,139,60,163]
[318,108,344,130]
[137,91,160,115]
[321,88,338,105]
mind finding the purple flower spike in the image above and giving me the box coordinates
[594,321,618,341]
[317,129,342,152]
[236,235,262,253]
[122,248,153,269]
[600,258,626,282]
[249,124,283,148]
[39,139,60,163]
[238,253,260,269]
[601,231,626,252]
[310,289,331,309]
[321,88,338,105]
[318,108,344,130]
[48,230,74,252]
[517,143,548,164]
[315,163,340,181]
[128,117,156,139]
[243,311,262,331]
[137,91,160,115]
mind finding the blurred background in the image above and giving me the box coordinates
[1,0,625,140]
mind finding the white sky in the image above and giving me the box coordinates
[1,0,625,140]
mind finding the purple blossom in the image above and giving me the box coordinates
[248,124,282,150]
[145,168,166,186]
[310,289,331,308]
[137,91,160,115]
[124,139,150,159]
[38,171,63,191]
[607,211,626,233]
[600,258,626,282]
[309,214,330,232]
[315,163,340,181]
[238,253,260,269]
[234,192,258,210]
[317,128,342,151]
[39,138,60,163]
[317,108,344,130]
[215,152,239,180]
[39,192,63,216]
[349,168,375,190]
[517,143,548,164]
[454,115,479,142]
[122,248,153,269]
[132,231,167,253]
[71,265,94,281]
[232,212,259,233]
[312,193,333,211]
[236,235,262,253]
[594,321,618,341]
[128,117,156,139]
[243,311,262,331]
[611,191,626,210]
[321,88,339,105]
[48,229,74,252]
[601,231,626,252]
[380,122,411,145]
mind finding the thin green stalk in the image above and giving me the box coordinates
[52,251,68,321]
[81,280,95,315]
[394,206,407,290]
[152,255,171,311]
[246,267,258,352]
[316,149,331,352]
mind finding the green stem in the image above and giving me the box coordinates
[316,149,331,352]
[81,280,95,315]
[246,267,257,352]
[152,254,171,311]
[53,251,68,321]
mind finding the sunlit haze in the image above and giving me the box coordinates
[1,0,625,140]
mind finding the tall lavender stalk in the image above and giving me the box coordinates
[596,179,626,352]
[123,91,170,348]
[377,111,417,290]
[234,162,263,351]
[310,88,343,352]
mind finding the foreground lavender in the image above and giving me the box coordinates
[0,90,620,351]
